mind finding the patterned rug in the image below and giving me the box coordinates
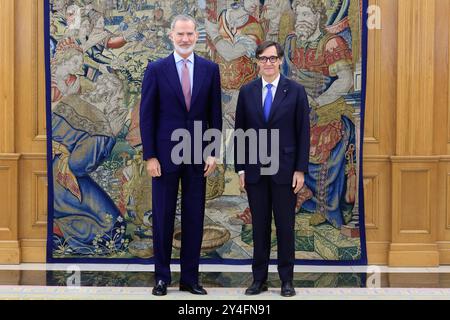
[45,0,368,264]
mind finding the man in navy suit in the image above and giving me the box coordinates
[140,15,222,296]
[234,41,310,297]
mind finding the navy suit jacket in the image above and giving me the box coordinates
[234,75,310,184]
[139,53,222,174]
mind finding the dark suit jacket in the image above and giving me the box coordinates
[139,53,222,173]
[234,75,310,184]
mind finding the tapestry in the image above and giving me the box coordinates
[45,0,368,264]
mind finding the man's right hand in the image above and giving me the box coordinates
[146,158,161,177]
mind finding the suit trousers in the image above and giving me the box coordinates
[151,165,206,285]
[245,175,297,282]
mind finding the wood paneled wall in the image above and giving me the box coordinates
[364,0,450,266]
[0,0,449,265]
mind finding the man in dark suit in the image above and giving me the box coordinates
[234,41,310,297]
[140,15,222,296]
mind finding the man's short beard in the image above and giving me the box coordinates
[174,43,195,55]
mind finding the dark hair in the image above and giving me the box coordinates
[255,41,284,59]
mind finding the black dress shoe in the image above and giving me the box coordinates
[152,280,167,296]
[179,283,207,295]
[245,281,268,295]
[281,281,296,297]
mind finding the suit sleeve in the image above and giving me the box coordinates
[295,85,311,173]
[234,88,245,173]
[139,62,158,160]
[208,63,223,158]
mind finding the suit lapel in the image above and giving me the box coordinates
[252,78,265,125]
[268,75,289,123]
[190,54,206,110]
[162,53,187,112]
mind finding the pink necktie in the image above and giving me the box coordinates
[181,59,191,111]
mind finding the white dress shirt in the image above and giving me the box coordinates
[261,74,280,105]
[238,75,281,176]
[173,51,194,93]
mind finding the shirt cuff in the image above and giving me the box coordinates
[238,170,245,175]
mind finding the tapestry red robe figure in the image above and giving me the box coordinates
[283,2,357,229]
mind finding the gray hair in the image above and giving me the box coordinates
[170,14,198,31]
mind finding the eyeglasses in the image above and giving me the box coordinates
[257,56,279,64]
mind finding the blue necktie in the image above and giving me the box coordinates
[263,83,273,122]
